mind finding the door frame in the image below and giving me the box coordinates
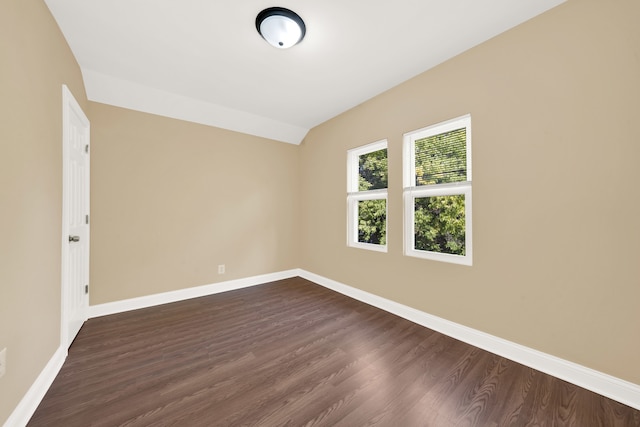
[60,84,90,349]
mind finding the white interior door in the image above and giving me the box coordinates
[61,85,90,348]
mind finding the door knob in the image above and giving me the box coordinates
[69,235,80,242]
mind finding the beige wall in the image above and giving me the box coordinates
[0,0,88,423]
[89,103,300,304]
[299,0,640,385]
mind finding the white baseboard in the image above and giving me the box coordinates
[3,346,67,427]
[298,269,640,411]
[88,269,300,319]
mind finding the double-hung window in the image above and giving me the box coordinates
[403,115,472,265]
[347,140,388,252]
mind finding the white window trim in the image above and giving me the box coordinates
[347,140,388,252]
[403,115,472,265]
[403,184,472,264]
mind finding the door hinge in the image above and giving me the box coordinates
[85,284,89,294]
[85,214,89,224]
[85,144,89,153]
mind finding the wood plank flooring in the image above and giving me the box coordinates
[28,277,640,426]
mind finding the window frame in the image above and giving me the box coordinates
[347,139,388,253]
[402,115,472,265]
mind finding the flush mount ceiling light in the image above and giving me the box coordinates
[256,7,306,49]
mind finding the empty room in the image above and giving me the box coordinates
[1,0,639,425]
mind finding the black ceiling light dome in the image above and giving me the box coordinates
[256,7,306,49]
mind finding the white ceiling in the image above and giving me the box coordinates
[44,0,565,144]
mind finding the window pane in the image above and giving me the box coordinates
[415,128,466,185]
[358,199,386,245]
[414,195,465,255]
[359,148,388,191]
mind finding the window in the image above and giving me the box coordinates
[403,115,472,265]
[347,140,388,252]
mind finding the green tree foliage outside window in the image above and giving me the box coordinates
[414,128,467,255]
[358,149,387,244]
[359,149,388,191]
[359,199,386,245]
[414,195,465,255]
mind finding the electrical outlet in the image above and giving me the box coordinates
[218,264,225,274]
[0,348,6,379]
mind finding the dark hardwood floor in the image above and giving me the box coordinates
[28,277,639,426]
